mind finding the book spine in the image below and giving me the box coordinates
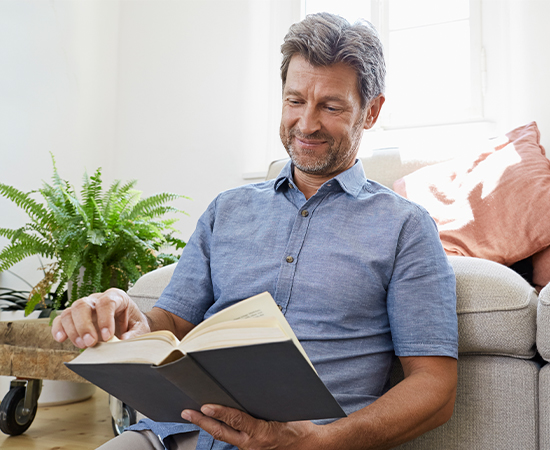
[154,355,245,412]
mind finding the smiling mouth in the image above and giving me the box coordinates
[294,136,328,149]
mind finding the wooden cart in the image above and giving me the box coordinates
[0,318,137,436]
[0,318,85,435]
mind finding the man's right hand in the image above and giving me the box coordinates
[51,288,150,348]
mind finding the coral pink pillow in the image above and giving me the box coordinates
[394,122,550,274]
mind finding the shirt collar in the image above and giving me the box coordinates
[274,159,368,198]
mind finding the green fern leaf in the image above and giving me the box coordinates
[0,184,49,223]
[0,244,45,272]
[0,227,19,240]
[25,293,43,316]
[130,193,189,220]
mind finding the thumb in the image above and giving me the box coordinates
[120,310,151,340]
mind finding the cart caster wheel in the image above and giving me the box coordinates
[111,403,136,436]
[0,386,37,436]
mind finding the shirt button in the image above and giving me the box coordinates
[286,256,294,263]
[289,183,294,189]
[277,304,283,311]
[301,210,309,217]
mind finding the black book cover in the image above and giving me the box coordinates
[66,340,346,423]
[186,340,346,421]
[66,361,198,423]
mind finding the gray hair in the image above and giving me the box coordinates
[281,12,385,109]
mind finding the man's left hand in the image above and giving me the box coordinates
[181,404,321,449]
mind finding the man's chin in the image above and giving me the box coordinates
[291,158,333,176]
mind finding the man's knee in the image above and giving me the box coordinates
[96,430,165,450]
[95,429,199,450]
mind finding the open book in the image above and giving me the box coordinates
[65,292,346,423]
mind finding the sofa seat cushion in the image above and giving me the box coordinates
[539,364,550,450]
[450,256,537,358]
[394,356,539,450]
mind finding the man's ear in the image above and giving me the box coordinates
[363,94,385,130]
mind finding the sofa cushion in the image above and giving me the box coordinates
[536,283,550,361]
[393,122,550,269]
[450,256,537,358]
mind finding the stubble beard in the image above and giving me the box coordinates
[280,118,365,177]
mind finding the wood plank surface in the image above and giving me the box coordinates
[0,389,114,449]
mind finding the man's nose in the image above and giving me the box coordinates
[298,105,321,135]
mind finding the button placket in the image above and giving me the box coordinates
[273,193,325,312]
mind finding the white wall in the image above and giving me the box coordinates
[0,0,120,289]
[0,0,299,290]
[482,0,550,148]
[111,0,298,239]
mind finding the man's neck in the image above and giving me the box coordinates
[292,163,353,200]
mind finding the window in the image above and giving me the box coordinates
[303,0,484,129]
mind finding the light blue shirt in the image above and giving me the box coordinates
[130,160,458,449]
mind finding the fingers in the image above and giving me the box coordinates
[182,405,317,449]
[51,288,137,348]
[95,289,129,341]
[181,407,245,446]
[51,315,68,342]
[200,405,257,435]
[51,298,96,348]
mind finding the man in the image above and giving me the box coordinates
[53,12,458,450]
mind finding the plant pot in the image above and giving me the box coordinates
[0,310,41,321]
[37,380,96,406]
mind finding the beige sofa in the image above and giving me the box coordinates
[128,149,545,449]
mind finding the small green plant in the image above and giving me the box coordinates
[0,155,188,314]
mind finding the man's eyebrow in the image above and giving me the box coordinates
[283,88,303,97]
[321,95,347,103]
[283,88,347,103]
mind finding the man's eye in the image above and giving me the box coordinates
[325,106,340,112]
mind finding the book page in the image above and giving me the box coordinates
[180,325,288,354]
[69,330,180,365]
[181,317,282,342]
[181,292,314,369]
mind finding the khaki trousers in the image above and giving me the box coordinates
[96,430,199,450]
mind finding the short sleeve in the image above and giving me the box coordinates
[387,206,458,359]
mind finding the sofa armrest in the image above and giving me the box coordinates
[450,256,537,358]
[537,284,550,361]
[127,264,177,313]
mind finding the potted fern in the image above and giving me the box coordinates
[0,155,188,317]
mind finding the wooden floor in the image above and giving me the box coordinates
[0,389,114,450]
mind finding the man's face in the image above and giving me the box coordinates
[279,55,376,178]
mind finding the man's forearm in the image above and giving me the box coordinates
[145,306,195,340]
[312,356,457,450]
